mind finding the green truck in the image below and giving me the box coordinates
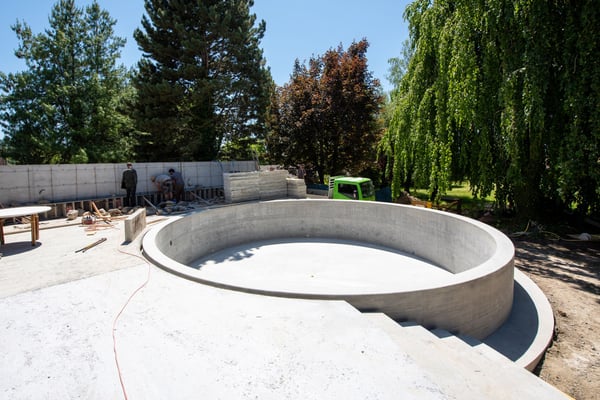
[328,176,376,201]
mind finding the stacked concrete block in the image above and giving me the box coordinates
[286,178,307,198]
[223,172,260,203]
[223,170,293,203]
[259,170,289,200]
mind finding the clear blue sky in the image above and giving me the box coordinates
[0,0,411,93]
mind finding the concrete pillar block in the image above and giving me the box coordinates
[124,208,146,242]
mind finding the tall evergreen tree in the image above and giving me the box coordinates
[133,0,271,161]
[0,0,135,164]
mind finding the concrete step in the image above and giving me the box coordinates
[482,270,557,371]
[364,313,570,400]
[431,328,511,365]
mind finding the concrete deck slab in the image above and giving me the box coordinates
[0,215,568,399]
[0,218,143,299]
[1,257,443,399]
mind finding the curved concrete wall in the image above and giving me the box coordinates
[143,199,515,339]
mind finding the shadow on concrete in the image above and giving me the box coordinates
[193,246,259,268]
[482,281,538,361]
[429,280,540,364]
[0,241,44,258]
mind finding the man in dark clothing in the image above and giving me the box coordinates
[121,162,138,207]
[169,168,185,202]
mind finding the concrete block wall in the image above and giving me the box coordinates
[0,161,256,206]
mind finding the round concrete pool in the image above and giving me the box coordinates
[142,199,515,339]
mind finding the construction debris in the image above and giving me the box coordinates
[108,208,122,217]
[91,201,112,223]
[66,209,79,220]
[81,212,95,225]
[143,196,161,215]
[188,191,217,205]
[155,200,195,214]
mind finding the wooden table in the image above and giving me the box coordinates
[0,206,52,246]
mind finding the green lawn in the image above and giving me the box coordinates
[413,182,495,216]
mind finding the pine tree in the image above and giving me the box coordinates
[0,0,135,164]
[133,0,271,161]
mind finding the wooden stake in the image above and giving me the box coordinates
[91,201,112,223]
[75,237,107,253]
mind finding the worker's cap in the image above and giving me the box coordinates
[168,168,174,173]
[127,162,132,166]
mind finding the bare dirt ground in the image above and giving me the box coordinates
[512,236,599,400]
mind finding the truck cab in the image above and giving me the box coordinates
[328,176,376,201]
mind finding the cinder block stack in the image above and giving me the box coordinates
[259,170,289,200]
[223,172,260,203]
[224,170,299,203]
[286,178,307,198]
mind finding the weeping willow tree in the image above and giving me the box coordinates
[382,0,599,218]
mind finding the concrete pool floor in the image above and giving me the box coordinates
[0,213,569,399]
[192,238,451,293]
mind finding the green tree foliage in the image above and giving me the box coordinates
[383,0,600,217]
[133,0,271,162]
[379,39,414,192]
[0,0,135,164]
[268,39,384,183]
